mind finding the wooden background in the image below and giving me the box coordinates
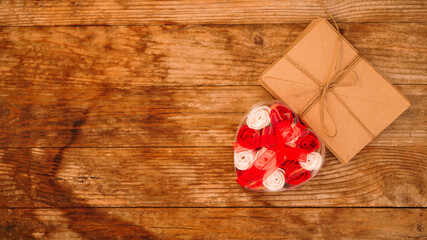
[0,0,426,239]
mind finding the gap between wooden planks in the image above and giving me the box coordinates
[0,0,427,26]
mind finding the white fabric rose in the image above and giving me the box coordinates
[263,168,286,191]
[246,106,271,130]
[299,152,322,171]
[234,150,256,170]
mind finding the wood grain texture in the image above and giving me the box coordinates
[0,85,424,148]
[1,0,427,26]
[1,23,426,87]
[0,146,425,208]
[0,208,425,239]
[1,1,426,238]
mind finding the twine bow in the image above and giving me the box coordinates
[296,57,359,138]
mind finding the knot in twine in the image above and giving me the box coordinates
[296,60,359,138]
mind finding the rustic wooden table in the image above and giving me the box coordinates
[0,1,426,239]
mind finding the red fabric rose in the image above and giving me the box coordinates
[236,125,261,149]
[280,159,297,171]
[270,104,295,126]
[282,160,311,185]
[261,126,277,147]
[296,131,320,153]
[294,121,307,134]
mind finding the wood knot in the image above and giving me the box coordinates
[252,32,264,45]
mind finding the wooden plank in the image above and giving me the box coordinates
[0,208,424,239]
[0,85,424,148]
[0,146,425,208]
[1,0,426,26]
[1,23,426,87]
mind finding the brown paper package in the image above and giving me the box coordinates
[259,18,411,163]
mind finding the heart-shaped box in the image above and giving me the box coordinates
[233,100,325,192]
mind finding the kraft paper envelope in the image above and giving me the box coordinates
[259,18,410,163]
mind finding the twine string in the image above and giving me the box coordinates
[318,0,339,31]
[275,0,375,138]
